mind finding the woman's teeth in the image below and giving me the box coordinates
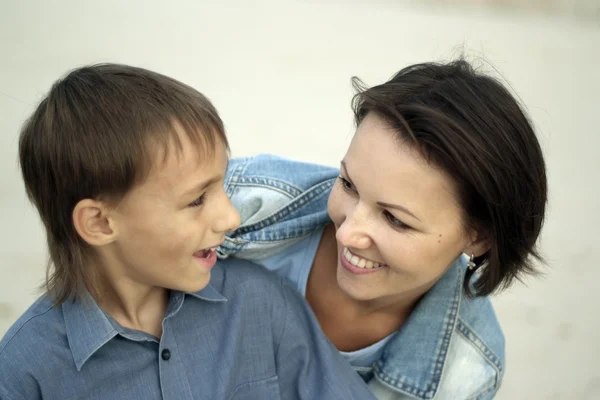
[343,248,384,269]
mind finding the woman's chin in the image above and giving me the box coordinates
[335,264,384,302]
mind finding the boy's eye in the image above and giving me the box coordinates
[337,176,356,192]
[188,194,205,208]
[384,211,411,230]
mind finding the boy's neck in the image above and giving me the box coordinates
[91,260,169,338]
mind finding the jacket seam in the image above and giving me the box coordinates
[224,157,251,197]
[455,319,503,398]
[233,179,335,236]
[229,182,296,199]
[230,176,303,198]
[455,319,503,374]
[223,237,294,245]
[373,268,463,399]
[371,374,421,399]
[429,276,463,394]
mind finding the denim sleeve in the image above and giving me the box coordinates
[220,154,338,260]
[274,280,375,400]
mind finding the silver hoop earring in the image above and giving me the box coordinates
[468,254,476,270]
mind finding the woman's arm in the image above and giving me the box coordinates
[219,154,338,261]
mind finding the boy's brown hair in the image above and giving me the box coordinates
[19,63,227,304]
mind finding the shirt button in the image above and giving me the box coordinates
[161,349,171,361]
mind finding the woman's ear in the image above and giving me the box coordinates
[72,199,118,247]
[464,227,491,258]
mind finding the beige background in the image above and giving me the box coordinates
[1,1,598,398]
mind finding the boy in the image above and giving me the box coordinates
[0,64,375,399]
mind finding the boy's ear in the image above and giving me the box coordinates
[73,199,118,247]
[464,227,491,258]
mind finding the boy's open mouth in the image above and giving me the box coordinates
[193,247,217,258]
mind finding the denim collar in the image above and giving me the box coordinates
[62,284,227,371]
[373,256,466,399]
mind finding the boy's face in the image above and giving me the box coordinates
[108,127,240,293]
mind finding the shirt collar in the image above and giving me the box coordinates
[62,292,118,371]
[187,284,228,302]
[373,255,467,399]
[62,284,227,371]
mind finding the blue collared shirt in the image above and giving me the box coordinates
[0,258,375,400]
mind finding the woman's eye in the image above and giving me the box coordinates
[338,176,356,192]
[384,211,410,230]
[188,194,205,208]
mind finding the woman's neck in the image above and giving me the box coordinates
[306,223,421,351]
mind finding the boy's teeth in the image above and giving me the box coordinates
[195,248,217,258]
[343,247,382,269]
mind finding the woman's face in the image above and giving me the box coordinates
[327,113,482,305]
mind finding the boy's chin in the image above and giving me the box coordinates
[170,274,211,294]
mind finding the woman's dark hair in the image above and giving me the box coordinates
[352,59,547,296]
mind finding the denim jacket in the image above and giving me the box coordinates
[219,154,505,400]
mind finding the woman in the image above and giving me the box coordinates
[219,59,547,399]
